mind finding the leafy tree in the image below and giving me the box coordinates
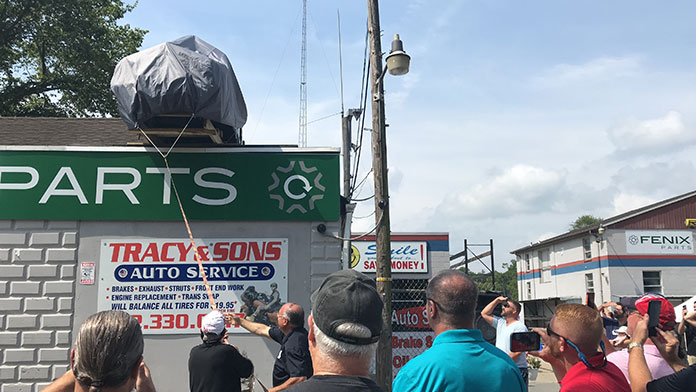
[569,215,602,231]
[462,259,519,300]
[0,0,146,116]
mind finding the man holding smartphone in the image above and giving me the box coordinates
[678,302,696,365]
[481,296,530,385]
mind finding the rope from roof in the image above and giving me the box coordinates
[137,115,217,311]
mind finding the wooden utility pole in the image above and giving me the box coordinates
[367,0,393,389]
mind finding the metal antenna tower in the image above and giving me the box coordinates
[298,0,308,147]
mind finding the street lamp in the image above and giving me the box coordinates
[366,2,410,387]
[385,34,411,76]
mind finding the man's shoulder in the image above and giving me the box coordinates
[287,375,383,392]
[286,327,310,346]
[562,361,630,392]
[508,320,528,331]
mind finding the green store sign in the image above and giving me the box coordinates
[0,149,339,221]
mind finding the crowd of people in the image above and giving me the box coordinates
[42,269,696,392]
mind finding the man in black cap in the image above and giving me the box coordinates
[286,269,384,391]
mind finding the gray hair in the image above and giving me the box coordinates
[73,310,144,392]
[313,321,377,359]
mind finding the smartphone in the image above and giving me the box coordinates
[510,332,541,352]
[586,292,596,309]
[647,300,661,336]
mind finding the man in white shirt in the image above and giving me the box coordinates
[482,296,530,385]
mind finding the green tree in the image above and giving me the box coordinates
[0,0,146,116]
[462,259,519,300]
[569,215,602,231]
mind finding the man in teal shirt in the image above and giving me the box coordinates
[393,270,526,392]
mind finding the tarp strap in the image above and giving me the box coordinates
[138,116,217,310]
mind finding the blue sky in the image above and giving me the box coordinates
[122,1,696,272]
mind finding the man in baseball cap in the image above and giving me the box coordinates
[189,310,254,392]
[286,269,384,391]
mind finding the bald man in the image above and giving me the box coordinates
[232,303,312,391]
[532,303,630,392]
[393,270,524,392]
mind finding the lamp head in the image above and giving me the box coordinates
[385,34,410,76]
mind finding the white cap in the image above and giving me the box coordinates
[201,310,225,335]
[613,325,629,337]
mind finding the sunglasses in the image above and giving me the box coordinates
[546,323,607,369]
[502,303,510,308]
[426,297,444,311]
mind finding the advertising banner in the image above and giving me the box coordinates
[391,302,433,377]
[97,238,288,334]
[350,241,428,273]
[625,230,695,254]
[0,150,338,221]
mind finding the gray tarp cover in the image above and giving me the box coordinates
[111,35,247,129]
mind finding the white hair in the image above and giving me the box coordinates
[313,322,377,359]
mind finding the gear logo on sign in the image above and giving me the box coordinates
[268,161,325,214]
[628,235,640,245]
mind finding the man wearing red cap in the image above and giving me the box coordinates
[607,294,677,383]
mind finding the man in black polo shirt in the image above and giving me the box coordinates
[232,302,312,391]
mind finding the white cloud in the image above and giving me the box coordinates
[611,193,657,215]
[432,164,566,219]
[533,56,642,88]
[607,111,696,154]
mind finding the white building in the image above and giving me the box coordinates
[512,191,696,327]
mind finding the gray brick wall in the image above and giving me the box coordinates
[0,220,77,390]
[309,222,342,291]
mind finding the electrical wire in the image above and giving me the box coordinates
[321,212,383,241]
[306,111,341,125]
[308,8,341,100]
[349,23,371,199]
[250,7,302,139]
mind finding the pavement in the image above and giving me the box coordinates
[528,360,560,392]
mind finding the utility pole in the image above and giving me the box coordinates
[490,238,495,291]
[340,111,356,268]
[367,0,392,389]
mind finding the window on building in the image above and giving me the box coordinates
[527,282,532,298]
[585,273,594,293]
[525,253,531,271]
[538,249,550,267]
[642,271,662,294]
[583,238,592,260]
[542,269,552,283]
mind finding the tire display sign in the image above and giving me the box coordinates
[625,230,695,254]
[350,241,428,273]
[97,238,288,334]
[0,149,339,221]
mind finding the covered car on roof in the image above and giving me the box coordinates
[110,35,246,142]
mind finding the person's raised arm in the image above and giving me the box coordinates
[135,361,157,392]
[41,370,75,392]
[530,327,567,383]
[229,313,271,339]
[481,296,506,326]
[651,328,687,373]
[628,314,653,392]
